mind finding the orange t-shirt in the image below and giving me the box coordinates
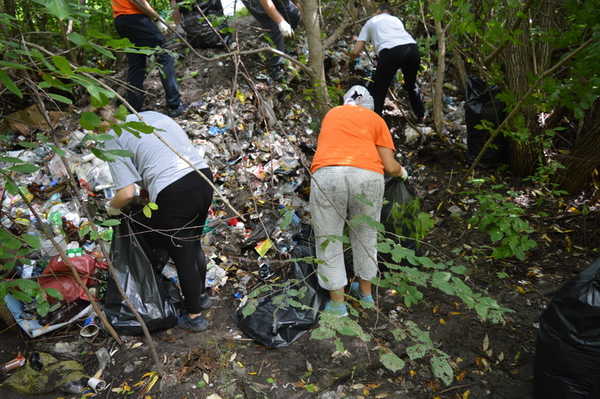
[311,105,395,175]
[112,0,143,18]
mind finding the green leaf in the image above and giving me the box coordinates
[304,384,318,393]
[431,271,455,295]
[431,355,454,386]
[143,205,152,218]
[406,343,429,360]
[101,219,121,227]
[45,287,63,300]
[0,61,29,70]
[80,112,102,130]
[105,149,133,158]
[380,352,405,372]
[21,234,41,249]
[310,326,336,340]
[0,70,22,98]
[35,0,71,20]
[124,121,155,134]
[67,32,89,46]
[52,55,73,75]
[48,93,73,104]
[9,164,39,174]
[0,156,24,164]
[147,202,158,210]
[90,147,115,162]
[36,300,50,317]
[241,300,257,317]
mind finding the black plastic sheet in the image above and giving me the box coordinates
[381,177,418,250]
[464,75,508,165]
[534,258,600,398]
[103,220,180,336]
[236,225,326,348]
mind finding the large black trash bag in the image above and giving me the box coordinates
[182,0,231,49]
[236,225,327,348]
[534,258,600,398]
[464,75,508,165]
[381,177,418,250]
[103,219,180,335]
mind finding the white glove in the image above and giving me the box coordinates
[278,20,293,37]
[399,166,409,181]
[105,201,121,216]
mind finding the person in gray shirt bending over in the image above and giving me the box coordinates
[103,109,213,332]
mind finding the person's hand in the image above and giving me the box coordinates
[104,201,122,216]
[399,166,409,181]
[278,20,294,37]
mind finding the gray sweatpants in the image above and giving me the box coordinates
[309,166,384,291]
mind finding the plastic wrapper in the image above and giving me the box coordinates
[103,219,181,335]
[236,225,326,348]
[534,258,600,398]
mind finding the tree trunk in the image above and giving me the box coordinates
[503,0,557,176]
[302,0,330,118]
[432,10,445,135]
[3,0,16,16]
[557,99,600,194]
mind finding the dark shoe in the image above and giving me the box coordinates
[177,313,209,332]
[407,88,425,122]
[198,294,214,310]
[167,102,188,118]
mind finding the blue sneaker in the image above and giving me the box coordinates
[349,282,375,309]
[323,301,348,317]
[177,313,209,332]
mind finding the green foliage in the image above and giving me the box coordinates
[386,197,435,246]
[467,183,537,260]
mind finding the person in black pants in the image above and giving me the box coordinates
[349,3,424,120]
[112,0,186,116]
[104,109,212,331]
[242,0,300,80]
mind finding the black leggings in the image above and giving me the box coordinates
[133,169,213,314]
[369,43,423,116]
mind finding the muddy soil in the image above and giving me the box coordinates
[1,14,599,399]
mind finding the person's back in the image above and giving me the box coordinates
[104,111,207,202]
[360,13,415,53]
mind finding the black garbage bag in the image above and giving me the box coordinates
[380,177,418,250]
[103,219,180,335]
[236,225,327,348]
[181,0,231,49]
[534,258,600,398]
[464,75,508,165]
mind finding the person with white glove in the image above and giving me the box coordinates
[309,86,406,317]
[241,0,300,79]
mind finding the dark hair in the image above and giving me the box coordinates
[378,2,393,13]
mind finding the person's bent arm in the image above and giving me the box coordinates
[349,40,366,62]
[110,184,137,209]
[131,0,160,20]
[260,0,285,24]
[377,146,405,177]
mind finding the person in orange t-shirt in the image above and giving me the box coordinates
[111,0,186,117]
[309,85,407,317]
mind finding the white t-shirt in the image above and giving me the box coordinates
[358,13,415,54]
[104,111,208,202]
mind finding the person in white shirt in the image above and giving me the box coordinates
[349,3,424,120]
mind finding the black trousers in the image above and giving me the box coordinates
[242,0,300,67]
[369,43,424,118]
[133,169,213,314]
[114,14,182,111]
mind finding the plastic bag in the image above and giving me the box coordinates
[0,352,87,394]
[464,75,508,165]
[380,178,418,250]
[236,225,326,348]
[103,220,180,335]
[534,258,600,398]
[38,255,102,303]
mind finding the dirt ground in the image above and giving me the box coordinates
[1,15,599,399]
